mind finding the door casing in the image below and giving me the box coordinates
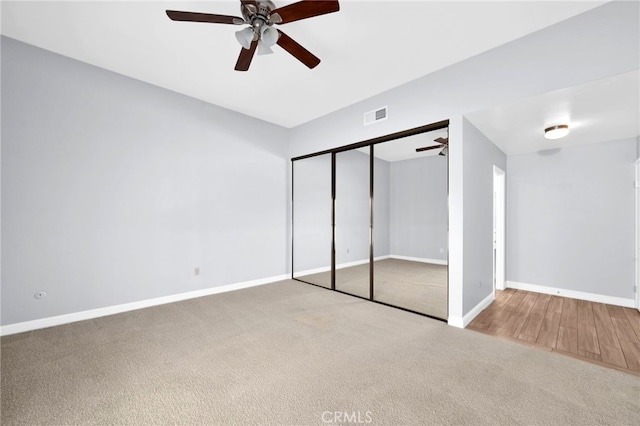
[493,166,506,293]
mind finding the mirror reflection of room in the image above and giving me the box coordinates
[372,130,449,319]
[334,147,371,298]
[292,153,332,288]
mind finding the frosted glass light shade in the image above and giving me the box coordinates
[235,27,254,49]
[257,40,274,55]
[261,27,279,47]
[544,124,570,140]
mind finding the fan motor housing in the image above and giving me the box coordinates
[242,0,277,22]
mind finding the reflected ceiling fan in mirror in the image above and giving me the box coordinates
[166,0,340,71]
[416,137,449,156]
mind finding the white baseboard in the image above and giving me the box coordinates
[389,255,448,266]
[294,255,447,278]
[506,281,635,308]
[0,274,290,337]
[337,256,390,270]
[448,291,495,328]
[294,256,391,277]
[294,264,332,276]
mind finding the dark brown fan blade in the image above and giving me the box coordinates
[235,40,258,71]
[416,145,442,153]
[434,137,449,145]
[276,30,320,69]
[273,0,340,24]
[166,10,243,25]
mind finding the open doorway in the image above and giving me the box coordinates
[493,166,506,293]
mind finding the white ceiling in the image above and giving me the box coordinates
[0,0,608,128]
[466,70,640,156]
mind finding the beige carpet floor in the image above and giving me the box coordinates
[2,280,639,425]
[296,258,447,319]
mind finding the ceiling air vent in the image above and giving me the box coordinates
[364,106,388,126]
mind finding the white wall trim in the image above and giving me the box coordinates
[448,291,495,328]
[0,274,290,336]
[293,255,392,277]
[336,256,391,270]
[506,281,635,308]
[493,165,506,291]
[294,255,446,278]
[293,265,332,276]
[447,316,465,328]
[389,255,448,266]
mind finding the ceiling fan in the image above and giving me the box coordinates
[166,0,340,71]
[416,137,449,156]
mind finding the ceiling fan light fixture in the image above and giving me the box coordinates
[167,0,341,71]
[257,40,274,55]
[261,26,279,47]
[544,124,570,140]
[235,27,254,49]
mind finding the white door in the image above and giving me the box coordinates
[493,166,506,292]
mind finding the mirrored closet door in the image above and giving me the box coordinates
[291,121,449,320]
[292,153,332,288]
[334,147,371,299]
[372,132,449,319]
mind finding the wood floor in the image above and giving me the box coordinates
[468,288,640,375]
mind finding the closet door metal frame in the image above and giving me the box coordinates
[291,119,449,320]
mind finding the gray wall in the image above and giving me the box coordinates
[390,155,448,261]
[2,2,639,326]
[335,149,371,265]
[1,37,289,325]
[506,138,636,299]
[373,156,391,258]
[292,154,332,272]
[462,119,507,313]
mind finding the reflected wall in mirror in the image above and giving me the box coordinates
[373,130,449,319]
[292,154,332,288]
[334,148,371,298]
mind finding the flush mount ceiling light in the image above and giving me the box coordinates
[544,124,570,140]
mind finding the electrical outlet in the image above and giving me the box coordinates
[194,267,200,276]
[34,291,46,299]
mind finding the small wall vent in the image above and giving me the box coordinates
[364,106,388,126]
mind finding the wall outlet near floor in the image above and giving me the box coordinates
[34,291,46,299]
[194,267,200,276]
